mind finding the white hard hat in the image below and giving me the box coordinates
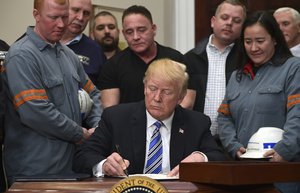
[0,51,7,60]
[78,88,93,120]
[240,127,283,159]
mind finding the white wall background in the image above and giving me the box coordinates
[0,0,35,45]
[0,0,194,53]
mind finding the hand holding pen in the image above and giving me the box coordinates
[102,145,130,177]
[115,144,129,176]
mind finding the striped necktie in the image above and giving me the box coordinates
[145,121,163,174]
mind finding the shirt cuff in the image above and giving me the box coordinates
[192,151,208,162]
[92,159,107,177]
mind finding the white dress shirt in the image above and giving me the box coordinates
[144,111,173,174]
[290,43,300,57]
[204,34,234,136]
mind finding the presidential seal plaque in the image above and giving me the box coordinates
[110,176,168,193]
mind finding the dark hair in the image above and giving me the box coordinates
[94,11,117,21]
[93,11,118,29]
[122,5,153,24]
[236,10,292,81]
[0,39,9,51]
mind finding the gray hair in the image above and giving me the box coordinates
[274,7,300,24]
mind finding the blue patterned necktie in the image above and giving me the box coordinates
[145,121,163,174]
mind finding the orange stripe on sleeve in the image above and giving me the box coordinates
[218,104,231,116]
[83,79,95,94]
[288,94,300,100]
[287,94,300,109]
[13,89,48,109]
[287,99,300,109]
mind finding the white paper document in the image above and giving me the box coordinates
[127,174,179,180]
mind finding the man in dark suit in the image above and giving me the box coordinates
[74,58,226,177]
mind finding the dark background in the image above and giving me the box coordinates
[195,0,300,44]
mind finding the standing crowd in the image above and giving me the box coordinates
[1,0,300,193]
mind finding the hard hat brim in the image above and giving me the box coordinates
[240,151,272,159]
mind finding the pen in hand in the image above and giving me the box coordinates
[115,144,129,177]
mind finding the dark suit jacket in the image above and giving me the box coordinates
[73,101,226,174]
[184,38,240,112]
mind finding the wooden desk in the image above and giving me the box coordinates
[10,161,300,193]
[6,177,279,193]
[180,162,300,185]
[7,177,201,193]
[12,161,300,193]
[179,161,300,193]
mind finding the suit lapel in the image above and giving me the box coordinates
[130,101,147,173]
[170,106,186,169]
